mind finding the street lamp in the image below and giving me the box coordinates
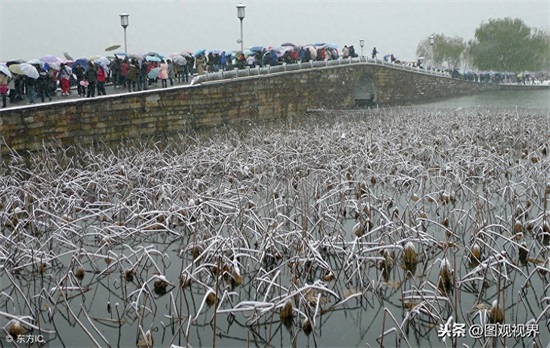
[237,3,246,52]
[359,39,365,59]
[120,12,129,54]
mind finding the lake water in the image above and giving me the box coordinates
[1,89,549,348]
[418,89,550,110]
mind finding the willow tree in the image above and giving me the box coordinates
[468,18,550,71]
[416,34,467,69]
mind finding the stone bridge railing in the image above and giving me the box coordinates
[192,57,452,85]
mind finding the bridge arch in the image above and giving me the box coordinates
[354,73,377,106]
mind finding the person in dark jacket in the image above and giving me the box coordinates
[26,75,37,104]
[85,62,97,98]
[110,56,121,89]
[139,61,148,91]
[127,63,138,92]
[37,70,52,102]
[74,63,86,96]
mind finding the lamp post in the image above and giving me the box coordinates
[120,12,129,54]
[359,39,365,59]
[237,3,246,52]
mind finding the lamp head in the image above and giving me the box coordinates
[237,3,246,20]
[120,12,129,28]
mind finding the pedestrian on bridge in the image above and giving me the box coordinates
[74,64,86,97]
[37,70,52,102]
[85,62,97,98]
[372,47,378,59]
[96,65,107,96]
[0,71,8,108]
[58,63,72,96]
[159,60,169,88]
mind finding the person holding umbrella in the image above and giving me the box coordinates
[372,47,378,60]
[26,74,37,104]
[0,70,9,108]
[58,63,72,96]
[96,64,107,96]
[167,60,175,87]
[127,61,138,92]
[158,59,169,88]
[195,54,206,75]
[85,61,97,98]
[74,63,86,97]
[37,69,52,102]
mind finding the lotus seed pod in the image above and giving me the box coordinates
[518,243,528,266]
[302,318,313,335]
[438,258,453,295]
[280,300,293,320]
[514,220,523,233]
[75,267,85,280]
[469,243,481,268]
[489,300,504,324]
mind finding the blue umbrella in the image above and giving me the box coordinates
[148,67,160,79]
[146,56,162,62]
[147,52,164,58]
[72,58,89,70]
[249,46,263,52]
[194,49,206,57]
[209,49,221,55]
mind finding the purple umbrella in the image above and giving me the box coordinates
[39,55,63,65]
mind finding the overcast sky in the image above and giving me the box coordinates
[0,0,548,62]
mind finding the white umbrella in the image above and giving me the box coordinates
[9,63,39,79]
[0,64,12,78]
[173,55,187,65]
[130,53,144,60]
[27,59,45,67]
[63,51,74,61]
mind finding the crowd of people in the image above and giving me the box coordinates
[1,44,354,108]
[2,43,547,109]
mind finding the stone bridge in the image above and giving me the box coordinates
[0,58,498,156]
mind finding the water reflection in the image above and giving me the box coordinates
[419,89,550,110]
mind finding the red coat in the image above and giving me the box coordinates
[120,62,129,77]
[97,67,106,82]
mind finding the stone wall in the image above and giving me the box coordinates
[0,63,498,156]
